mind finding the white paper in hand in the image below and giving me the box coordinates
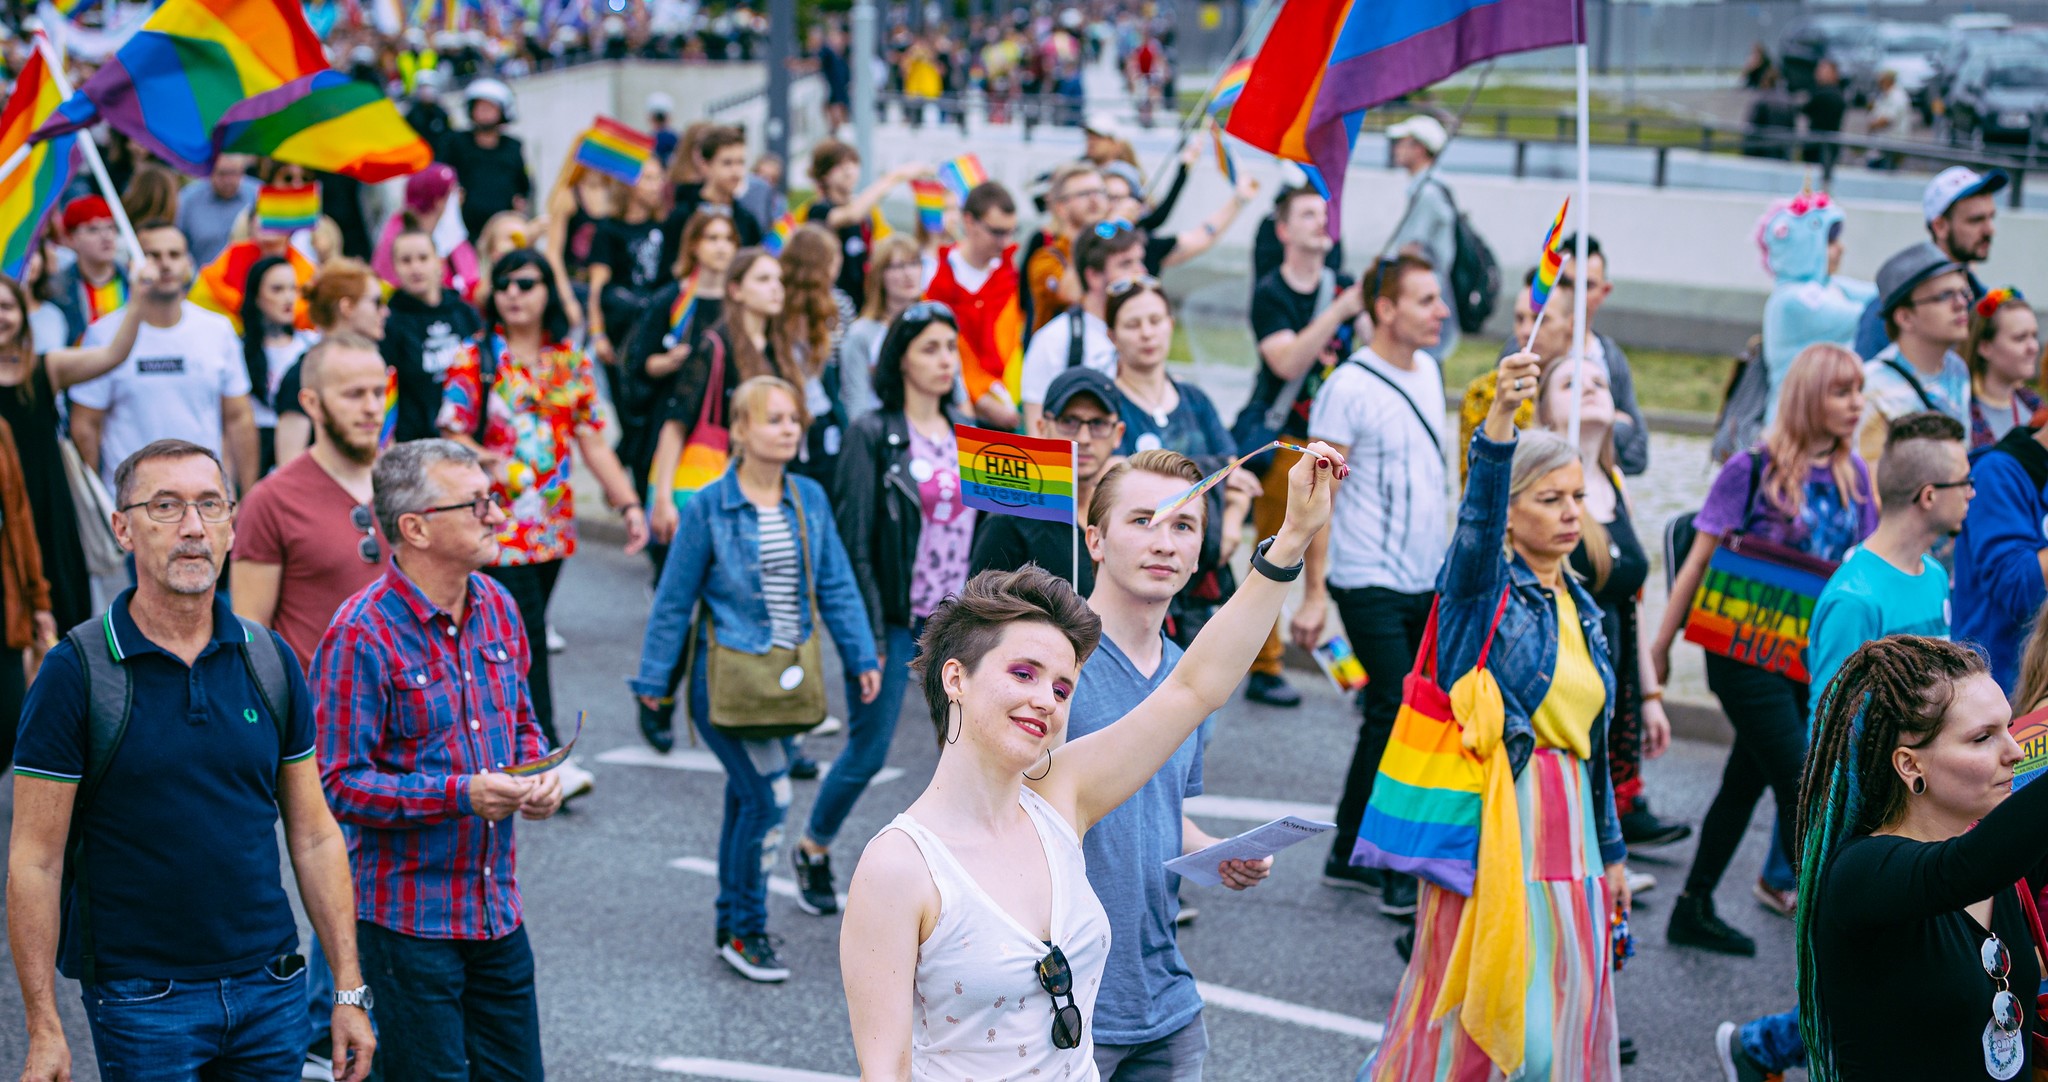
[1164,816,1335,887]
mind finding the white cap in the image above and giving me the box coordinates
[1083,112,1123,140]
[647,91,676,116]
[1922,166,2008,223]
[1387,115,1448,156]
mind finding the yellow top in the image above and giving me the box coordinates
[1530,585,1605,759]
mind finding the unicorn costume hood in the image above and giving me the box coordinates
[1758,190,1877,420]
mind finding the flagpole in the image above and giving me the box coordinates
[1143,0,1282,202]
[1069,438,1081,593]
[35,33,145,267]
[1565,35,1592,447]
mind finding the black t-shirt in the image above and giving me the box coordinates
[1805,85,1848,134]
[806,200,869,301]
[1247,268,1355,439]
[1140,233,1178,277]
[382,290,485,444]
[594,217,669,296]
[969,513,1095,597]
[1252,212,1345,302]
[659,185,762,284]
[436,130,531,237]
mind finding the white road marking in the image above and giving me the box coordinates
[610,1055,855,1081]
[670,856,849,909]
[1184,794,1335,823]
[1197,982,1384,1042]
[596,744,904,785]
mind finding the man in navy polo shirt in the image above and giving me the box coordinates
[9,439,375,1082]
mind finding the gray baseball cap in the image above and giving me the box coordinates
[1877,242,1965,317]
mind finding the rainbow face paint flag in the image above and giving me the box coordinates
[255,183,319,236]
[910,179,949,234]
[1529,196,1570,315]
[377,366,398,449]
[574,116,654,184]
[956,425,1074,525]
[1682,535,1836,684]
[32,0,432,182]
[505,710,584,776]
[0,40,81,280]
[936,154,987,201]
[1206,57,1253,118]
[661,275,699,349]
[1151,439,1312,521]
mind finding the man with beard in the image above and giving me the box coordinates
[1855,167,2003,358]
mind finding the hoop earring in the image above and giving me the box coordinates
[1024,749,1053,781]
[1911,775,1926,795]
[945,700,962,745]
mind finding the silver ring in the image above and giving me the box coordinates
[1516,377,1530,390]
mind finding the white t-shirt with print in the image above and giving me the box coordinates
[1019,308,1116,407]
[71,301,248,486]
[1308,346,1450,594]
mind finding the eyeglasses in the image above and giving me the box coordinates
[1091,218,1134,240]
[1034,944,1084,1050]
[969,216,1016,240]
[1908,287,1975,309]
[497,274,546,294]
[1928,476,1976,492]
[413,494,502,521]
[119,497,235,524]
[1058,185,1107,204]
[902,300,954,322]
[1106,274,1160,297]
[1050,414,1118,438]
[1983,933,2023,1041]
[350,504,381,564]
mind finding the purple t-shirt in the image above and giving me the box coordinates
[1694,449,1877,562]
[908,424,976,619]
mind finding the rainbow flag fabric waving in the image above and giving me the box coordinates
[910,179,948,234]
[1226,0,1584,232]
[1206,58,1253,118]
[956,425,1074,525]
[662,275,699,349]
[34,0,431,181]
[763,208,800,256]
[1529,196,1569,315]
[50,0,97,15]
[574,117,654,184]
[0,41,81,280]
[377,366,398,450]
[936,154,986,201]
[255,183,320,235]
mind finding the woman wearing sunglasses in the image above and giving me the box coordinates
[439,248,650,798]
[1796,635,2048,1080]
[839,443,1343,1080]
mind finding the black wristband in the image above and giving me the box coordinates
[1251,537,1304,583]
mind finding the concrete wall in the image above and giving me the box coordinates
[508,60,769,199]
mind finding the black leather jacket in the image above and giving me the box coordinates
[833,404,969,634]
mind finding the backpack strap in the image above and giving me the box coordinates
[63,614,133,989]
[233,616,295,751]
[1065,309,1085,369]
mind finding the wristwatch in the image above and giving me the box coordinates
[1251,537,1304,583]
[334,984,374,1011]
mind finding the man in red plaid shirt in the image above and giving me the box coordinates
[311,439,563,1080]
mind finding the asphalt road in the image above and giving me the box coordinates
[0,532,1803,1082]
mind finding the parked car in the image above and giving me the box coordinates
[1924,27,2032,123]
[1944,50,2048,148]
[1854,23,1949,108]
[1778,15,1877,93]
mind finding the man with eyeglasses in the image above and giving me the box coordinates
[310,438,561,1080]
[1718,410,1970,1081]
[924,180,1026,428]
[1859,243,1975,464]
[12,439,376,1082]
[1025,162,1109,334]
[969,367,1124,592]
[1019,225,1145,433]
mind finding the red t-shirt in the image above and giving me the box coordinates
[234,453,388,672]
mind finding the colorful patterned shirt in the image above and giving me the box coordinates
[310,562,548,940]
[908,423,975,618]
[437,335,603,566]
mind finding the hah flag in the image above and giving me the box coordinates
[2014,705,2048,778]
[1225,0,1584,232]
[910,179,948,234]
[255,183,319,235]
[956,424,1074,525]
[1206,58,1252,118]
[1528,196,1569,315]
[936,154,986,201]
[0,39,81,279]
[574,117,654,184]
[34,0,432,182]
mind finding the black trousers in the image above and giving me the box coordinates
[1327,586,1437,863]
[483,560,564,748]
[1685,653,1808,897]
[0,648,22,766]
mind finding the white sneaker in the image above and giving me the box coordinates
[814,714,844,736]
[557,757,595,801]
[545,624,567,654]
[1626,869,1658,898]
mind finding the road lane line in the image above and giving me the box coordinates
[609,1054,855,1081]
[1196,982,1384,1042]
[597,744,904,785]
[670,856,848,909]
[1184,794,1335,823]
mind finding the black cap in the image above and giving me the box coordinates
[1043,366,1120,417]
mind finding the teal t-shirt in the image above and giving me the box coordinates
[1807,546,1951,715]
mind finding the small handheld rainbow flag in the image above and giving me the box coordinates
[574,117,656,184]
[662,275,699,350]
[256,184,320,236]
[1208,120,1237,184]
[1151,439,1313,521]
[910,179,948,234]
[956,424,1074,525]
[1529,196,1571,316]
[504,710,584,777]
[936,154,987,201]
[377,366,398,450]
[1206,58,1253,118]
[762,207,801,256]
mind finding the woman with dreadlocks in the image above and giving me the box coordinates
[1798,635,2048,1080]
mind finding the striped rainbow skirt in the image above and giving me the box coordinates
[1365,747,1620,1082]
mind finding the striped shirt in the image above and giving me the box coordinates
[311,562,548,941]
[758,504,804,649]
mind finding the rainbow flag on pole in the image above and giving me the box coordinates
[1206,57,1253,118]
[377,366,398,450]
[0,38,80,280]
[1529,196,1570,315]
[956,424,1075,525]
[910,179,948,234]
[255,183,319,236]
[574,117,654,184]
[936,154,987,201]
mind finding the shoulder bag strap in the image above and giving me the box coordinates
[1474,586,1513,669]
[473,334,502,445]
[1411,599,1443,683]
[1349,358,1442,449]
[786,475,816,604]
[1065,310,1085,369]
[1882,355,1941,412]
[698,333,727,432]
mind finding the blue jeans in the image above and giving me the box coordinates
[691,636,794,938]
[81,958,305,1081]
[1094,1014,1209,1082]
[355,920,543,1081]
[1762,823,1797,892]
[805,620,919,849]
[1740,1008,1806,1071]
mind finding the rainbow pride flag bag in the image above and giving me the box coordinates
[662,334,730,512]
[1351,588,1510,896]
[1680,454,1838,683]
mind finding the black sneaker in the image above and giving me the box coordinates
[637,697,675,754]
[1322,856,1384,893]
[1714,1021,1774,1082]
[1618,1035,1638,1066]
[792,847,839,915]
[1668,892,1756,956]
[1245,672,1302,707]
[1393,926,1413,963]
[719,932,790,982]
[1379,873,1418,921]
[788,755,821,780]
[1620,807,1693,849]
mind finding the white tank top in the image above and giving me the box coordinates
[884,787,1113,1082]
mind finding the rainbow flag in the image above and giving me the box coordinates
[1682,542,1833,684]
[1225,0,1585,232]
[255,183,319,235]
[763,208,799,256]
[1208,120,1237,184]
[33,0,432,182]
[955,424,1074,525]
[377,366,398,449]
[0,40,81,280]
[661,275,699,349]
[189,239,314,331]
[936,154,986,202]
[50,0,97,15]
[574,116,654,184]
[1529,196,1570,315]
[85,274,127,324]
[1206,57,1253,117]
[910,179,948,234]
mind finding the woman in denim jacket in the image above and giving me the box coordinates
[1371,351,1630,1082]
[629,375,880,984]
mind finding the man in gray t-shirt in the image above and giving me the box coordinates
[1387,114,1459,361]
[176,154,261,266]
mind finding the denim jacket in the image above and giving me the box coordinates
[1437,431,1627,867]
[628,469,879,699]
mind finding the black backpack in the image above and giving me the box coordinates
[1432,180,1501,336]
